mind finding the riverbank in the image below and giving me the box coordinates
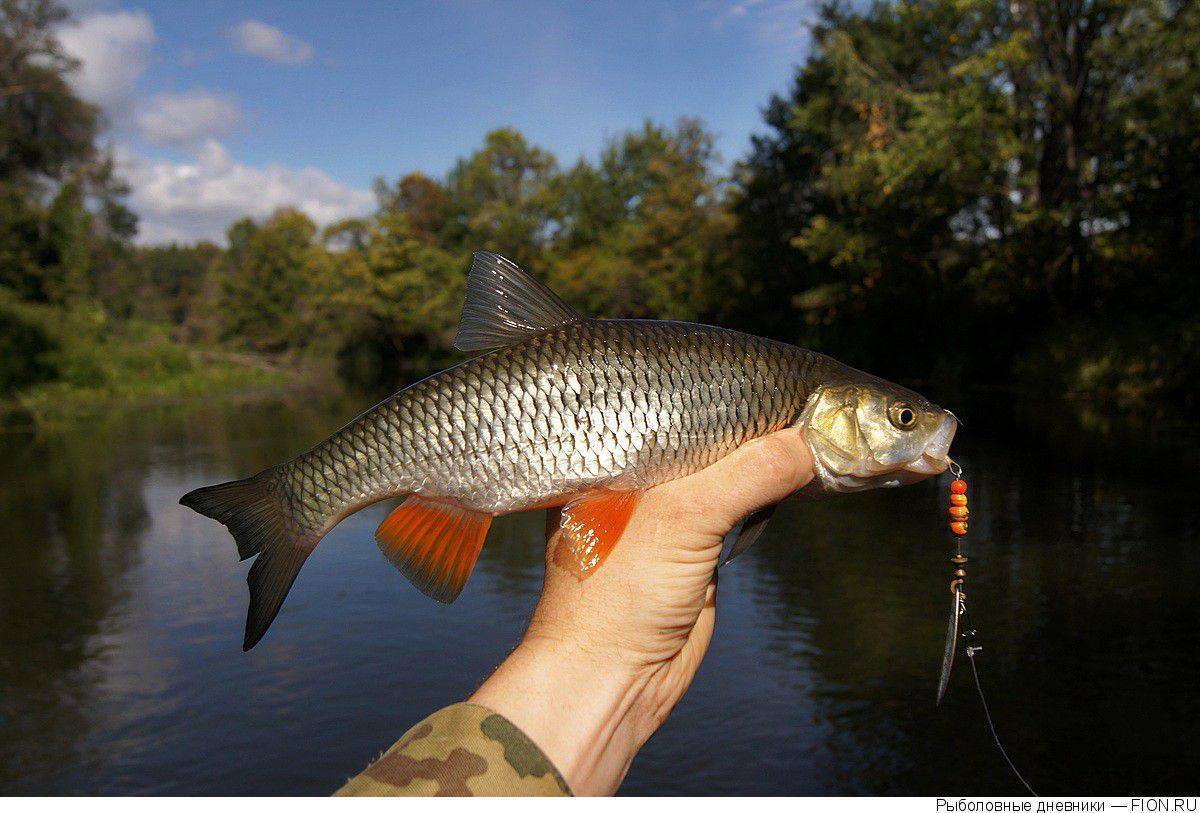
[1,339,312,429]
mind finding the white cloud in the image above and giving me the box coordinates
[230,20,314,65]
[57,10,156,114]
[708,0,814,45]
[56,10,357,244]
[136,89,241,146]
[118,141,373,244]
[720,0,764,22]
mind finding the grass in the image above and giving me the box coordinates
[14,358,288,424]
[2,322,295,427]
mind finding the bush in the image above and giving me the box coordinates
[0,294,60,394]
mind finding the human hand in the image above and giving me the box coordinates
[469,427,815,795]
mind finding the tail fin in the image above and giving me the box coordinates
[180,469,319,650]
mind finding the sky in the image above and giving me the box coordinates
[56,1,817,244]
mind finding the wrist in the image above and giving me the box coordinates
[469,634,661,795]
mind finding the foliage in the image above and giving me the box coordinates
[731,0,1199,410]
[2,0,1197,419]
[443,128,559,268]
[0,290,57,392]
[0,0,97,188]
[548,119,733,321]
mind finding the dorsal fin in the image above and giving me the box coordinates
[453,251,582,352]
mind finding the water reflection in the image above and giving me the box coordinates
[0,411,149,792]
[0,393,1197,794]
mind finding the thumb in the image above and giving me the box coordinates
[653,426,815,538]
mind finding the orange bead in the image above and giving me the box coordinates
[950,479,968,495]
[950,494,968,506]
[949,506,969,519]
[950,521,969,536]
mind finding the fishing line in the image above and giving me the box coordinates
[966,635,1038,796]
[937,461,1039,796]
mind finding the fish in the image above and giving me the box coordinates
[181,251,958,650]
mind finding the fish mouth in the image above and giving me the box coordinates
[904,411,958,476]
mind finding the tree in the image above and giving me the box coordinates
[219,210,321,353]
[550,119,732,321]
[326,208,465,386]
[445,128,558,268]
[372,172,452,245]
[731,0,1200,406]
[0,0,140,396]
[0,0,99,188]
[0,0,136,300]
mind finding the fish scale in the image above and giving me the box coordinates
[279,320,814,527]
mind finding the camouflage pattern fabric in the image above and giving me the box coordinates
[334,702,572,796]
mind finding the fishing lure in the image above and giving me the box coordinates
[936,462,970,705]
[934,461,1038,795]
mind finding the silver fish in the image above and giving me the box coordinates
[182,252,957,649]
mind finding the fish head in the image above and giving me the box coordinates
[798,379,957,493]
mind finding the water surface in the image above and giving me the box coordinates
[1,392,1197,795]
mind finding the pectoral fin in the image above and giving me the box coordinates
[720,501,779,566]
[375,497,492,602]
[551,489,641,578]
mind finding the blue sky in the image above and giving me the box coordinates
[59,1,816,243]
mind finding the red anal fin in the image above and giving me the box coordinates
[375,497,492,602]
[551,489,641,579]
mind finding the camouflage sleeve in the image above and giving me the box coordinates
[333,702,573,797]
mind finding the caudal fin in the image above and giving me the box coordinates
[180,469,319,650]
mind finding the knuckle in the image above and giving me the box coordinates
[751,434,802,487]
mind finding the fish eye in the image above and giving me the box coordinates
[889,402,917,430]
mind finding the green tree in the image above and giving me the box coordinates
[0,1,134,250]
[1,0,100,305]
[732,0,1199,407]
[445,128,558,268]
[0,0,98,188]
[219,210,322,353]
[109,242,223,326]
[0,0,138,396]
[372,172,453,246]
[550,119,732,321]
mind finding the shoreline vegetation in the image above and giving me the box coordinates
[3,1,1197,428]
[1,347,296,428]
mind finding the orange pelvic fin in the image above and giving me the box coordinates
[375,497,492,602]
[551,489,641,579]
